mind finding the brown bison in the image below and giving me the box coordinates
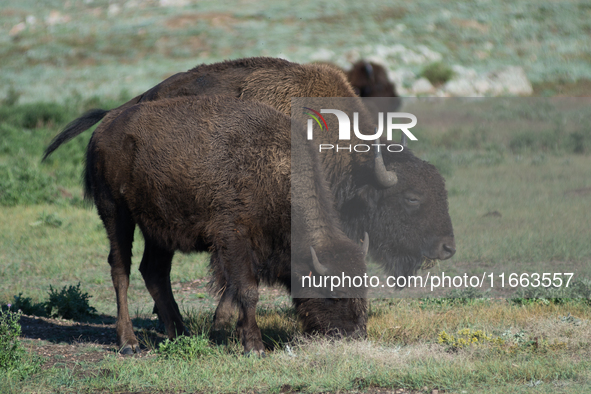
[346,60,402,113]
[44,57,454,291]
[60,95,367,354]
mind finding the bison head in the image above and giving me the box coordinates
[339,146,455,280]
[293,297,367,338]
[290,238,368,337]
[346,60,401,112]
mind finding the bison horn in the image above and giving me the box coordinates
[363,61,375,82]
[310,246,329,275]
[374,138,398,187]
[361,232,370,258]
[401,133,408,148]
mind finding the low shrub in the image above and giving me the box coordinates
[420,62,454,85]
[7,294,45,317]
[45,283,97,321]
[0,309,43,378]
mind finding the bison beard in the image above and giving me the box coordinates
[79,96,367,355]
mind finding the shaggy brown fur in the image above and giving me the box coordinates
[83,96,366,354]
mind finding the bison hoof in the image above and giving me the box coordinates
[244,349,265,358]
[119,344,141,355]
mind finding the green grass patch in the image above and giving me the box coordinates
[157,334,216,360]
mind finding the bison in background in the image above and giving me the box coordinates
[346,60,402,113]
[313,60,402,111]
[347,60,399,100]
[50,95,367,354]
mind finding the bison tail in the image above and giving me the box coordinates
[42,108,109,161]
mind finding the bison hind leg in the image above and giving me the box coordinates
[95,194,139,354]
[139,239,186,339]
[210,246,265,356]
[212,288,237,329]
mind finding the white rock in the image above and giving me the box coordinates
[472,78,491,95]
[488,66,533,96]
[26,15,37,25]
[487,80,506,96]
[444,79,477,96]
[412,78,435,94]
[451,65,477,79]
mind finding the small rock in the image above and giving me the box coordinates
[473,78,491,95]
[489,66,533,96]
[444,78,477,96]
[412,77,435,94]
[452,65,478,79]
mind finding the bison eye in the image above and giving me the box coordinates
[405,196,420,207]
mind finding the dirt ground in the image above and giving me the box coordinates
[17,282,292,370]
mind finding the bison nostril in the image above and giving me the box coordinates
[442,243,456,258]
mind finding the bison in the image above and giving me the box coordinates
[44,57,455,316]
[346,60,402,113]
[55,95,368,354]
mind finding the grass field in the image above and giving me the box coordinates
[1,0,590,393]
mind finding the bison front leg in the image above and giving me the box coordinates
[236,287,264,356]
[139,240,186,339]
